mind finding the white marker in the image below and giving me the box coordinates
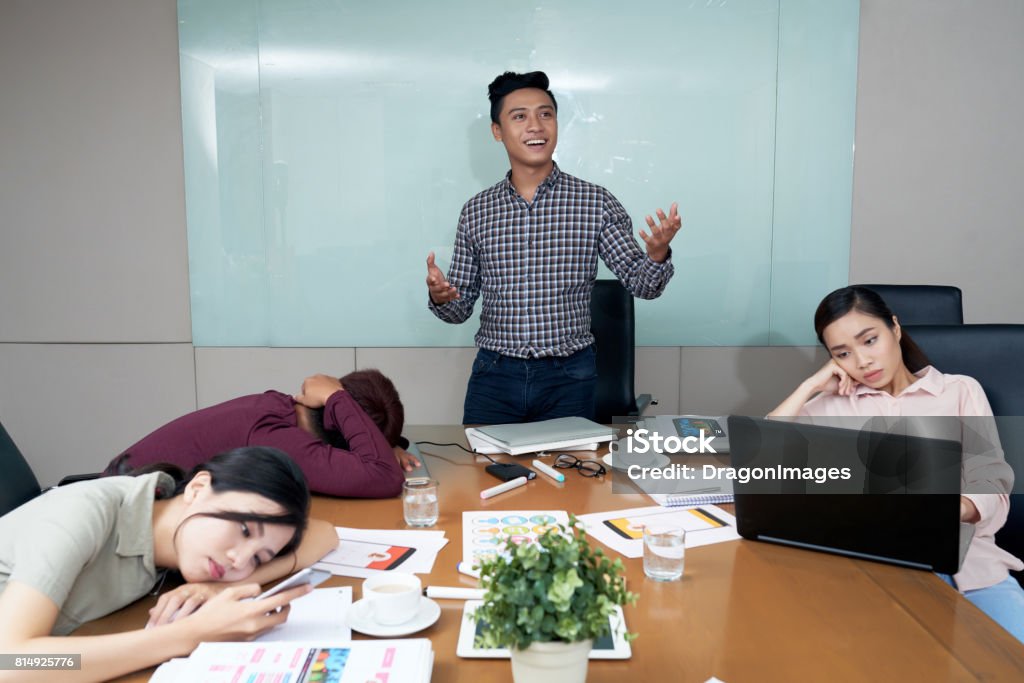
[480,476,528,499]
[532,459,565,482]
[425,586,486,600]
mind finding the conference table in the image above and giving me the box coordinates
[83,426,1024,682]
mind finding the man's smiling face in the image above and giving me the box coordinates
[491,87,558,170]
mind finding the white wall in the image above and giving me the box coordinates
[2,0,1021,480]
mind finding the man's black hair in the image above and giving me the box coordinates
[488,71,558,124]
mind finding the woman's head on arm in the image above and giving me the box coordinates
[294,369,405,448]
[814,286,930,395]
[340,369,405,447]
[154,446,310,584]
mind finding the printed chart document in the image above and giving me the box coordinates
[578,505,740,559]
[255,587,352,642]
[150,640,433,683]
[463,510,569,570]
[315,527,448,578]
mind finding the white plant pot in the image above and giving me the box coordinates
[509,638,593,683]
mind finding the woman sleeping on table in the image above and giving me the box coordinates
[769,285,1024,643]
[104,369,420,498]
[0,447,338,683]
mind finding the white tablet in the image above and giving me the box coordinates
[456,600,632,659]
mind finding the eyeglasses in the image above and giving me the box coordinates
[553,453,607,478]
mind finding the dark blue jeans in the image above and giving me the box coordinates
[463,347,597,425]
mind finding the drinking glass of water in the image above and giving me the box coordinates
[643,524,685,581]
[403,479,439,527]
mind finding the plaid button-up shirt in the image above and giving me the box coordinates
[430,164,674,358]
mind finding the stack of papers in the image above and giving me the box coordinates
[150,639,433,683]
[314,527,449,578]
[467,417,616,456]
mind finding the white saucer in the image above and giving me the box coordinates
[602,449,671,471]
[347,597,441,637]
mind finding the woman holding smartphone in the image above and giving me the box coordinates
[770,285,1024,642]
[0,446,337,682]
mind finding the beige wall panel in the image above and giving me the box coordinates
[851,0,1024,322]
[0,343,196,486]
[679,346,827,417]
[194,348,356,408]
[0,0,190,342]
[635,347,682,416]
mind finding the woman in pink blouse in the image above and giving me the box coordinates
[770,285,1024,642]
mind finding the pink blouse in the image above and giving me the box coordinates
[800,366,1022,591]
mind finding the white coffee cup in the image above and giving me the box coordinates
[360,573,422,626]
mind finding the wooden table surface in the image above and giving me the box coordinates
[82,426,1024,682]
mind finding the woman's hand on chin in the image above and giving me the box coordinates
[807,360,857,397]
[960,496,981,524]
[769,360,857,417]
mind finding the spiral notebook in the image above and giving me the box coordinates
[646,476,734,507]
[648,491,734,507]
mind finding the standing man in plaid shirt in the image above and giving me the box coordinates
[426,71,681,425]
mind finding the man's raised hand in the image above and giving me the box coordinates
[426,252,459,304]
[639,202,682,263]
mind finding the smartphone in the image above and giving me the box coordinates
[254,567,331,601]
[485,462,537,482]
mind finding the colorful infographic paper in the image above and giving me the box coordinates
[462,510,569,569]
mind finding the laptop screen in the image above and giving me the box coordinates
[727,416,964,574]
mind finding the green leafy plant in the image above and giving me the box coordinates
[473,515,637,649]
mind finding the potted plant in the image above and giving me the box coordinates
[473,516,637,683]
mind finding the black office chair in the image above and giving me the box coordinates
[0,418,104,517]
[0,420,43,517]
[906,324,1024,578]
[859,284,964,325]
[590,280,654,424]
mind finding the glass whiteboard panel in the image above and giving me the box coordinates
[178,0,858,347]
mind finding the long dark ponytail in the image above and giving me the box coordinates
[813,286,931,373]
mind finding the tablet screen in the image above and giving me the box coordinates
[456,601,631,659]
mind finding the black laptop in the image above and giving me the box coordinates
[726,415,972,575]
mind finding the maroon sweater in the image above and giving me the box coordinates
[113,390,404,498]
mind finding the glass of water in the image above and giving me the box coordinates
[403,479,439,527]
[643,524,686,581]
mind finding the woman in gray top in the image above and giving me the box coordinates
[0,446,337,683]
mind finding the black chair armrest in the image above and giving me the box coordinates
[630,394,657,418]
